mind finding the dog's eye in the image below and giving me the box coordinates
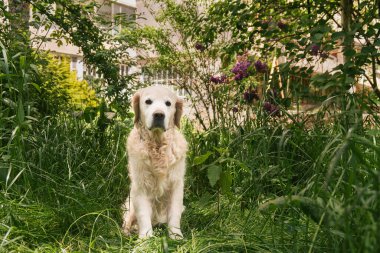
[145,99,152,105]
[165,101,171,107]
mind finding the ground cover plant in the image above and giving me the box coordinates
[1,0,380,252]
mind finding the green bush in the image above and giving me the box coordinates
[37,54,98,115]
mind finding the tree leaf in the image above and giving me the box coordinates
[220,169,232,194]
[193,151,213,165]
[312,33,323,42]
[207,165,222,187]
[331,31,345,41]
[343,48,356,57]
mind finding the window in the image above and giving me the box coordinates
[141,67,189,97]
[71,57,77,71]
[97,2,113,32]
[120,64,128,76]
[112,3,136,35]
[84,66,100,78]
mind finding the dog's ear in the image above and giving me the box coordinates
[132,92,140,125]
[174,98,183,128]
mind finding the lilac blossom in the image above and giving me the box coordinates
[243,89,259,103]
[254,60,268,73]
[234,73,244,81]
[263,101,280,116]
[210,74,227,84]
[195,42,206,51]
[310,44,320,56]
[277,20,287,30]
[231,60,251,81]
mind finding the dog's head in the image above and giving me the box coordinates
[132,86,183,131]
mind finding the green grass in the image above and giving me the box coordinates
[1,112,379,252]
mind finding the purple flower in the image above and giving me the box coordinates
[263,101,280,116]
[210,74,227,84]
[234,73,244,81]
[254,60,268,73]
[310,44,320,56]
[231,60,251,81]
[277,20,287,30]
[243,89,259,103]
[232,61,251,74]
[210,76,219,83]
[195,42,206,51]
[232,106,239,113]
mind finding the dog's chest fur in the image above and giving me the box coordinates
[127,128,187,198]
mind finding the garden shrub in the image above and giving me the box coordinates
[37,54,99,115]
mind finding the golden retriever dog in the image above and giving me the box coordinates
[122,86,187,239]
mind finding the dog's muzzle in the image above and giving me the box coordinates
[151,112,165,130]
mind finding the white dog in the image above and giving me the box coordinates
[122,86,188,239]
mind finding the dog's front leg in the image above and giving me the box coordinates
[168,179,184,239]
[132,190,153,238]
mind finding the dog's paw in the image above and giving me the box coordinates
[122,224,138,236]
[169,228,183,240]
[138,229,154,239]
[122,223,131,236]
[122,228,131,236]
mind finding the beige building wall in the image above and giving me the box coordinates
[30,0,137,80]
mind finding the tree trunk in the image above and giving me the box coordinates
[341,0,353,68]
[340,0,360,131]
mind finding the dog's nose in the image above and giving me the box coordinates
[153,112,165,120]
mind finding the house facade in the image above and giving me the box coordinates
[29,0,137,80]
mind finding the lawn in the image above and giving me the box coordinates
[1,113,379,252]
